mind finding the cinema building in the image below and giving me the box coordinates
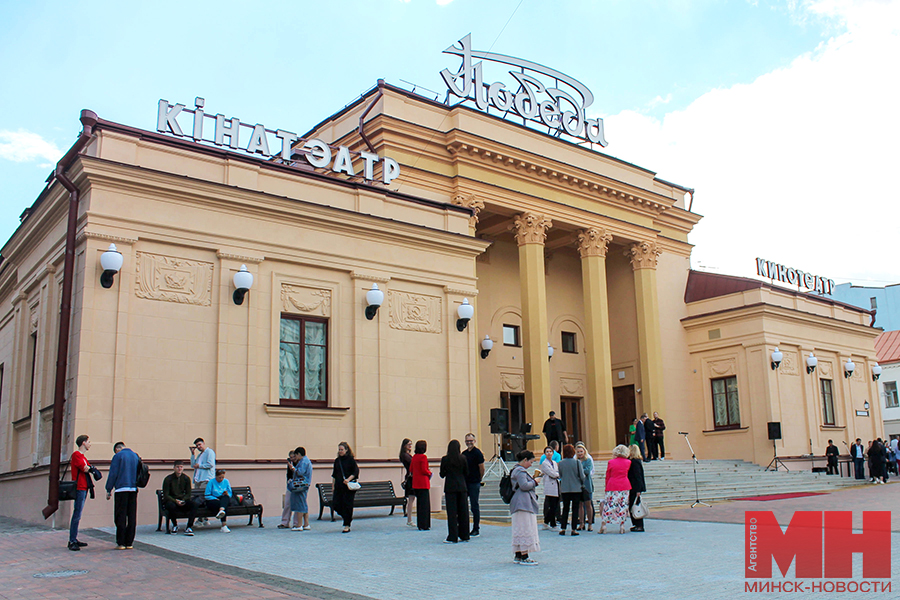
[0,60,885,526]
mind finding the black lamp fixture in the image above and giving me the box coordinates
[843,358,855,379]
[99,244,123,288]
[872,363,882,382]
[232,264,253,305]
[770,347,783,370]
[456,298,474,332]
[806,352,818,375]
[365,284,384,320]
[480,335,493,359]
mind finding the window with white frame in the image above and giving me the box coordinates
[711,376,740,429]
[278,315,327,406]
[821,379,835,425]
[885,381,899,409]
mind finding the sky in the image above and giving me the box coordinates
[0,0,897,286]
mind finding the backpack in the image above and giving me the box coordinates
[499,466,520,504]
[135,456,151,488]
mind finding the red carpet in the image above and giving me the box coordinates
[731,492,828,502]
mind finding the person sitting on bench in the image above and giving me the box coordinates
[162,460,197,535]
[204,469,233,533]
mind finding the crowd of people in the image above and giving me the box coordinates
[848,437,898,483]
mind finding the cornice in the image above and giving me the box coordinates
[444,286,478,297]
[78,231,139,246]
[444,137,674,216]
[216,251,265,264]
[351,272,391,283]
[681,302,881,338]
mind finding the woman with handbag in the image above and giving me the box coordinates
[410,440,432,530]
[598,444,632,534]
[575,442,595,531]
[289,447,313,531]
[627,444,647,532]
[557,443,584,536]
[331,442,360,533]
[399,438,416,527]
[67,434,94,551]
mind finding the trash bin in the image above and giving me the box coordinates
[429,477,444,512]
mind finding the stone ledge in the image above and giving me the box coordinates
[263,404,349,419]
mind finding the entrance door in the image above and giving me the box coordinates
[613,385,637,447]
[560,397,583,446]
[500,393,525,455]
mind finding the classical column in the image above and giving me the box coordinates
[626,241,665,418]
[451,193,484,236]
[513,212,553,436]
[577,228,616,452]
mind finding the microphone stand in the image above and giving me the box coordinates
[680,432,710,508]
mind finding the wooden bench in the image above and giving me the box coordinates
[316,481,405,521]
[156,486,264,533]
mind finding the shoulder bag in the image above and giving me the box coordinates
[58,462,77,501]
[339,460,361,490]
[631,495,649,519]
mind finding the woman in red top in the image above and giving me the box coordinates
[68,434,93,551]
[599,444,632,535]
[410,440,432,530]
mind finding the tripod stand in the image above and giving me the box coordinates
[765,439,789,472]
[680,432,710,508]
[484,433,511,478]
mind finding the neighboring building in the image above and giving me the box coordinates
[683,271,883,467]
[875,330,900,442]
[0,80,884,528]
[830,282,900,331]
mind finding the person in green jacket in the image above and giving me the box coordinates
[628,419,638,446]
[162,461,197,535]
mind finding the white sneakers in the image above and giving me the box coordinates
[216,509,226,519]
[221,524,231,533]
[184,528,194,536]
[291,526,303,531]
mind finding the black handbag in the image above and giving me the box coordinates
[58,462,77,501]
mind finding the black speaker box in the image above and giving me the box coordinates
[490,408,509,434]
[767,422,782,440]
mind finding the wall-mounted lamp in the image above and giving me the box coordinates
[770,347,783,370]
[232,264,253,305]
[480,335,493,359]
[806,352,818,375]
[456,298,474,332]
[872,363,882,382]
[864,400,870,411]
[99,244,123,288]
[843,358,855,379]
[548,343,555,361]
[365,284,384,320]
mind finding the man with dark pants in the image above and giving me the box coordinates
[541,411,567,449]
[825,440,840,475]
[652,412,666,460]
[462,433,485,537]
[645,414,659,460]
[635,415,648,462]
[68,434,93,551]
[162,460,197,535]
[105,441,140,550]
[851,438,866,480]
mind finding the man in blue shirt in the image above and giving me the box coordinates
[204,469,233,533]
[105,441,140,549]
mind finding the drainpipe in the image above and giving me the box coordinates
[358,79,385,154]
[41,109,97,520]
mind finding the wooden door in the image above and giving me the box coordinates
[560,397,583,446]
[613,385,636,447]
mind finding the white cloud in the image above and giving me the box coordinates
[646,93,672,109]
[0,130,62,166]
[436,0,455,5]
[604,0,900,285]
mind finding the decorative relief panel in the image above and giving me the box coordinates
[388,291,442,334]
[819,361,833,378]
[851,363,865,382]
[560,377,584,396]
[135,252,214,306]
[708,358,736,377]
[29,307,39,333]
[780,351,799,376]
[281,284,332,317]
[500,373,524,392]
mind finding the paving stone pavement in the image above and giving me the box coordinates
[4,482,899,600]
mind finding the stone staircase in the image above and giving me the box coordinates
[460,459,862,522]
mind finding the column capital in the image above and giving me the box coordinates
[512,212,552,246]
[626,240,661,270]
[451,193,484,228]
[576,227,613,259]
